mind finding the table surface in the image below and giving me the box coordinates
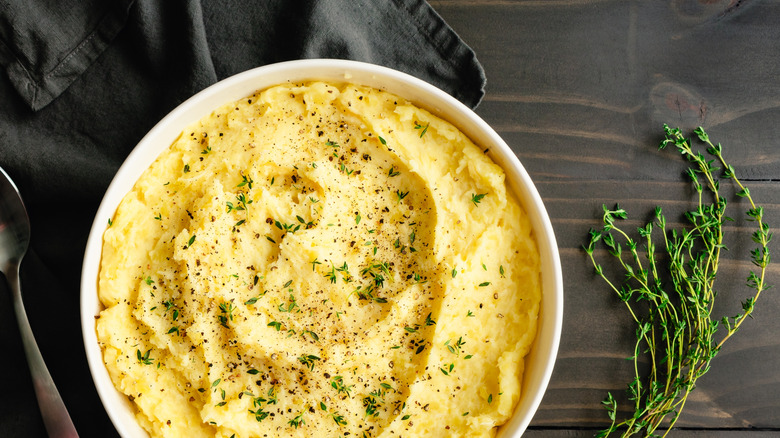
[429,0,780,436]
[3,1,780,437]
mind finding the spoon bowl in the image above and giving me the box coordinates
[0,166,79,438]
[0,168,29,270]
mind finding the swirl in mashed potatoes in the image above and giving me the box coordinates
[97,81,540,437]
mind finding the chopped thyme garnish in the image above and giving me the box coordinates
[237,193,252,210]
[246,387,276,420]
[471,193,487,206]
[388,166,400,177]
[162,298,174,311]
[237,174,253,189]
[440,363,455,376]
[336,262,352,283]
[414,121,429,137]
[326,264,338,284]
[353,261,390,303]
[445,336,466,355]
[302,329,320,342]
[330,411,347,426]
[278,294,299,313]
[250,406,270,422]
[330,376,354,398]
[297,354,321,371]
[218,302,236,327]
[136,349,153,365]
[362,394,382,418]
[288,411,306,429]
[266,386,278,405]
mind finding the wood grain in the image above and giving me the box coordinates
[430,0,780,434]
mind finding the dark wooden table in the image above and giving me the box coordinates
[429,0,780,436]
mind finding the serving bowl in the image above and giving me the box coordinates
[81,58,563,437]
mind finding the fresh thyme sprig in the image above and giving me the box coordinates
[585,125,772,437]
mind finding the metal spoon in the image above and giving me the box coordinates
[0,166,79,437]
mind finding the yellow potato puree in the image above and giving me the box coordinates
[97,81,541,438]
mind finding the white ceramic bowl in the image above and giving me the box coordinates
[81,59,563,437]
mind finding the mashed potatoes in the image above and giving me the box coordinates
[96,81,540,437]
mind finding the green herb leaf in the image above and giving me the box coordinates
[471,193,487,206]
[414,121,429,137]
[136,349,153,365]
[297,354,321,371]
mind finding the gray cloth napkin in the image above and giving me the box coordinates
[0,0,485,436]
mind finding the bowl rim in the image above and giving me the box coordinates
[80,58,563,438]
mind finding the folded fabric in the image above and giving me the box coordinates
[1,0,485,112]
[0,1,485,437]
[0,0,135,111]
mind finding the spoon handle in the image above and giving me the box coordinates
[7,265,79,438]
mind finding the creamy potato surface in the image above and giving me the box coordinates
[97,82,540,437]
